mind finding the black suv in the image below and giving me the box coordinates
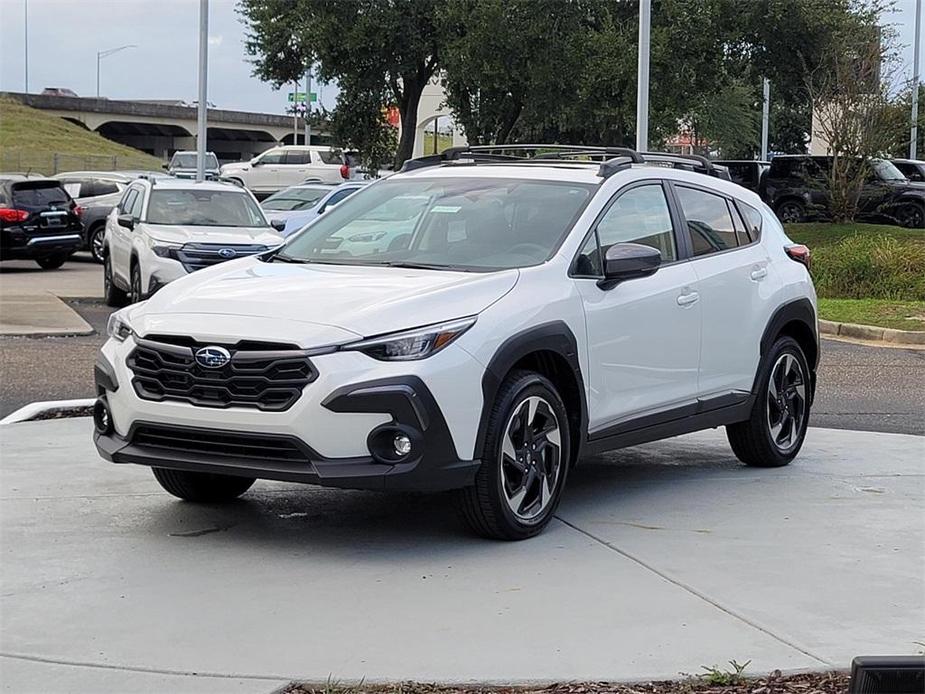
[761,155,925,228]
[714,160,770,193]
[0,177,83,269]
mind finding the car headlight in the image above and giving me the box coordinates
[344,316,476,361]
[106,310,135,342]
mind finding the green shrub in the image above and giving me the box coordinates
[811,234,925,301]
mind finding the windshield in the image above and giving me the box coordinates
[279,177,594,270]
[263,186,332,211]
[873,159,907,181]
[146,189,267,227]
[170,153,219,169]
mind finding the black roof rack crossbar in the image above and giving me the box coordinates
[639,152,715,172]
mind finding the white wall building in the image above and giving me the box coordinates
[404,77,467,158]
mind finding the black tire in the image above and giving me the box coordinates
[727,336,811,467]
[456,370,571,540]
[775,200,806,224]
[89,224,106,263]
[103,254,127,307]
[896,203,924,229]
[152,467,255,502]
[35,254,67,270]
[129,263,143,304]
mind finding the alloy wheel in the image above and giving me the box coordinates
[500,395,562,521]
[777,203,803,224]
[130,270,142,304]
[766,353,807,452]
[91,229,105,263]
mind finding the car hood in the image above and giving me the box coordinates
[885,179,925,195]
[220,162,250,173]
[139,224,283,247]
[138,257,519,343]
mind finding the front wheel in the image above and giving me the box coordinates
[896,203,924,229]
[129,264,143,304]
[152,467,255,502]
[727,336,811,467]
[103,255,127,307]
[456,370,570,540]
[35,254,67,270]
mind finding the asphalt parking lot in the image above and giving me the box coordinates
[1,419,922,693]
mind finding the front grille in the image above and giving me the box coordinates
[170,243,268,272]
[132,424,310,464]
[127,337,317,411]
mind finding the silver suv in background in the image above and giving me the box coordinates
[165,151,221,180]
[220,145,349,196]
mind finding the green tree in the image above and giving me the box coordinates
[239,0,441,167]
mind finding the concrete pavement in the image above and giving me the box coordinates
[1,418,922,693]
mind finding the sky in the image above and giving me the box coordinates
[0,0,922,117]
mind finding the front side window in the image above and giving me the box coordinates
[146,190,267,227]
[129,189,145,219]
[594,184,677,262]
[119,188,139,215]
[262,186,332,211]
[257,150,285,165]
[322,187,358,208]
[675,186,738,256]
[280,177,594,270]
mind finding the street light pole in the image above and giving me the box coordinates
[96,44,136,98]
[635,0,651,152]
[196,0,209,182]
[24,0,29,92]
[912,0,922,159]
[760,78,770,161]
[305,67,311,146]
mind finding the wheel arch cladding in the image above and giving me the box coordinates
[759,298,818,400]
[475,322,587,466]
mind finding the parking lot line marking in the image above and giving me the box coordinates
[554,516,831,666]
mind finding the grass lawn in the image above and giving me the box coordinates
[0,97,163,174]
[784,223,925,330]
[818,298,925,331]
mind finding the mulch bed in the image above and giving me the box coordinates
[284,671,850,694]
[28,405,94,421]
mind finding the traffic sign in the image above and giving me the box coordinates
[288,92,318,103]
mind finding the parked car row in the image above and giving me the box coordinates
[715,155,925,228]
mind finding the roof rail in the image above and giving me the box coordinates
[639,152,716,173]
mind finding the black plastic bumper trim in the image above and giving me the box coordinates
[94,354,119,394]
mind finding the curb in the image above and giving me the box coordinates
[819,319,925,346]
[0,398,95,425]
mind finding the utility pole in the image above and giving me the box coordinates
[96,45,136,98]
[24,0,28,92]
[196,0,209,182]
[635,0,651,152]
[293,81,299,145]
[304,67,311,146]
[760,78,770,161]
[912,0,922,159]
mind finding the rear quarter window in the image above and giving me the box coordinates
[318,150,344,165]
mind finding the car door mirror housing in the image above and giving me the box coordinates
[116,213,135,231]
[270,219,286,232]
[599,242,661,289]
[250,158,260,166]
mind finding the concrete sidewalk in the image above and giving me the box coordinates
[0,293,92,336]
[1,419,922,693]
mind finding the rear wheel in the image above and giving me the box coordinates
[727,336,811,467]
[775,200,806,224]
[103,255,127,307]
[152,467,255,502]
[35,254,67,270]
[457,370,570,540]
[89,225,106,263]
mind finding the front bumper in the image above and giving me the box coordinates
[93,345,482,492]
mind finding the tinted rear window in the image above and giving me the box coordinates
[11,183,70,210]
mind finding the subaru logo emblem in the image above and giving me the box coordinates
[218,248,236,259]
[194,346,231,369]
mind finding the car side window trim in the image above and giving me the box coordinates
[569,178,686,279]
[667,181,761,260]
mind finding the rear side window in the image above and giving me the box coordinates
[737,201,763,242]
[89,180,121,197]
[11,183,70,210]
[284,151,311,165]
[675,186,738,256]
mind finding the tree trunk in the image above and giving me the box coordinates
[395,79,425,169]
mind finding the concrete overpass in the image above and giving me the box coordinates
[3,92,329,162]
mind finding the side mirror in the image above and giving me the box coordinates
[117,213,135,231]
[162,162,169,170]
[599,242,661,289]
[270,219,286,232]
[249,158,260,166]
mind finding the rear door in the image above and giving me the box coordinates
[277,149,311,188]
[575,180,702,432]
[672,184,772,398]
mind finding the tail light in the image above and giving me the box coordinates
[0,208,29,223]
[339,164,350,179]
[72,203,84,217]
[785,244,811,270]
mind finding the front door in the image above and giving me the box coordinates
[575,181,702,434]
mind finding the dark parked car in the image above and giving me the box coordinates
[715,160,770,193]
[891,159,925,183]
[53,172,134,263]
[762,155,925,228]
[0,177,83,268]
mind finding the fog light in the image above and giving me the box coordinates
[393,433,412,457]
[93,398,112,434]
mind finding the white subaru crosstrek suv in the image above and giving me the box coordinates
[102,178,285,305]
[94,146,818,540]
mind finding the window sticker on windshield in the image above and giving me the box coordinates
[431,205,461,213]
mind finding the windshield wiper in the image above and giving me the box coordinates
[271,253,308,264]
[381,261,463,271]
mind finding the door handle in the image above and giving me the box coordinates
[677,291,699,306]
[750,267,768,281]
